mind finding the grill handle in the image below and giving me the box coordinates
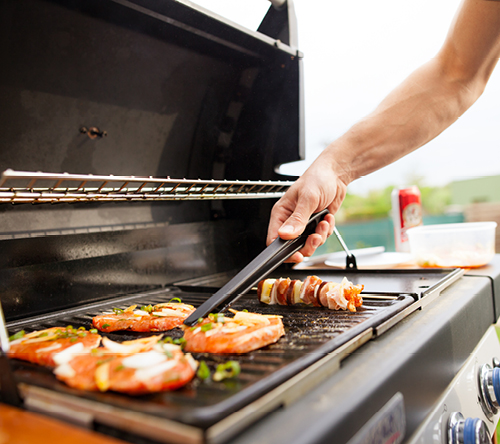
[184,209,329,326]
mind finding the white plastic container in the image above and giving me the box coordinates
[406,222,497,268]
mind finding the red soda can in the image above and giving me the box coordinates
[391,186,423,252]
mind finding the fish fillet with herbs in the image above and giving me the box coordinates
[54,336,198,394]
[92,300,195,333]
[8,326,102,367]
[182,310,285,354]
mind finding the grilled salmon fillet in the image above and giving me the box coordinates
[92,302,195,333]
[54,336,197,394]
[182,310,285,354]
[8,326,102,367]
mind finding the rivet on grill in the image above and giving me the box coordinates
[80,126,107,139]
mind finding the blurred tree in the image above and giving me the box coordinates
[338,184,452,222]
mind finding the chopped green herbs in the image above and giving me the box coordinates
[89,329,98,334]
[112,307,124,315]
[140,305,154,313]
[11,326,94,343]
[173,337,186,348]
[9,330,25,341]
[102,323,111,329]
[213,361,241,382]
[159,336,186,349]
[201,323,212,332]
[208,313,225,324]
[196,361,210,380]
[169,297,182,303]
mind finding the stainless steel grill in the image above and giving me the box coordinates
[3,1,499,443]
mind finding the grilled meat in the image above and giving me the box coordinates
[92,302,195,333]
[258,276,363,312]
[182,310,284,354]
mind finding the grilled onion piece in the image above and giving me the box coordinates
[257,276,363,312]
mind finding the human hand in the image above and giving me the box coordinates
[266,160,348,263]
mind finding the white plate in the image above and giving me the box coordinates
[325,251,414,269]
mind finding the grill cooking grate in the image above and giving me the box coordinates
[6,287,413,429]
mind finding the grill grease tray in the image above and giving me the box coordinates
[7,287,412,433]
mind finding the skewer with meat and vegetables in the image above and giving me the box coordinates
[257,276,364,312]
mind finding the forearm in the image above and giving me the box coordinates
[317,0,500,185]
[318,57,484,186]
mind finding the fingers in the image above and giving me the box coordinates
[277,212,310,240]
[285,251,304,263]
[323,213,335,237]
[284,217,335,263]
[277,195,319,240]
[267,201,293,246]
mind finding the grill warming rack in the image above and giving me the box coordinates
[0,170,293,204]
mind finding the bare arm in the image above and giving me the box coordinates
[268,0,500,262]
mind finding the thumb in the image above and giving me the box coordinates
[278,207,314,240]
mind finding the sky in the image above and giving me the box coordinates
[189,0,500,195]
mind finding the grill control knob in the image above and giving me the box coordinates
[448,412,491,444]
[478,363,500,417]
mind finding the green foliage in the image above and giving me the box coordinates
[339,186,393,222]
[338,185,451,222]
[419,185,451,215]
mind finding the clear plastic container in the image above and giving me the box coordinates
[406,222,497,268]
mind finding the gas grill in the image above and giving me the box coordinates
[1,1,500,443]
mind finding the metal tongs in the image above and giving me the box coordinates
[184,209,330,326]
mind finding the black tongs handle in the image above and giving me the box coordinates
[184,209,329,326]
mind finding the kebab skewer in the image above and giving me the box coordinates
[257,276,363,312]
